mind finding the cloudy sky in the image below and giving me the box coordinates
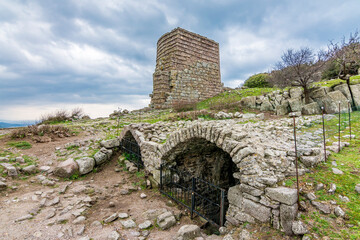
[0,0,359,121]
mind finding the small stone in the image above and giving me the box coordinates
[219,226,228,235]
[108,202,115,208]
[16,157,25,163]
[140,193,147,199]
[138,220,152,229]
[77,225,85,235]
[338,195,350,202]
[118,212,128,219]
[107,230,120,240]
[334,206,346,218]
[91,220,102,228]
[142,230,150,237]
[315,183,324,191]
[23,165,36,174]
[331,161,337,167]
[311,201,331,214]
[0,181,7,191]
[46,209,56,219]
[292,221,308,235]
[174,225,201,240]
[332,168,344,175]
[73,216,86,224]
[120,219,136,228]
[120,189,129,195]
[239,229,251,240]
[15,214,33,222]
[355,184,360,194]
[46,197,60,207]
[39,166,51,172]
[328,183,336,194]
[306,192,316,201]
[157,211,176,230]
[104,213,118,223]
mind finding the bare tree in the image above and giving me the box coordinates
[272,47,330,103]
[329,30,360,81]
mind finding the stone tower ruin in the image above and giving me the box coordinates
[150,28,223,109]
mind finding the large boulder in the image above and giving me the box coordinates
[288,97,304,112]
[94,147,113,165]
[324,91,350,113]
[260,100,274,111]
[76,157,95,175]
[276,102,290,115]
[54,158,79,178]
[334,84,352,100]
[350,84,360,107]
[289,88,303,98]
[0,163,18,177]
[240,96,256,109]
[301,102,321,115]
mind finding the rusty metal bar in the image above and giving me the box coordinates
[293,116,300,208]
[338,101,341,152]
[348,101,351,141]
[321,107,327,162]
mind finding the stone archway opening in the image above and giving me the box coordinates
[120,131,143,168]
[161,137,239,226]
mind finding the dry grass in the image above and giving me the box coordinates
[172,100,197,112]
[40,108,85,124]
[10,124,71,139]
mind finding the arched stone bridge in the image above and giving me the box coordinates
[119,117,325,234]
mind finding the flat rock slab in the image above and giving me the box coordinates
[138,220,152,229]
[311,201,331,214]
[157,211,176,230]
[104,213,118,223]
[121,219,136,228]
[265,187,298,205]
[332,168,344,175]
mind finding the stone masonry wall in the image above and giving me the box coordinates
[150,28,223,109]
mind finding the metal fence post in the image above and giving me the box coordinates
[191,177,195,219]
[348,101,351,141]
[220,189,225,227]
[293,116,300,209]
[338,101,341,152]
[321,107,327,162]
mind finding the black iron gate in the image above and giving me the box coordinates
[120,137,144,169]
[159,164,227,226]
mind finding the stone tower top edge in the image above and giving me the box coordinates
[157,27,219,46]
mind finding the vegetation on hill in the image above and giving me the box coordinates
[243,73,270,88]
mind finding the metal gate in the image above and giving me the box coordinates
[120,137,144,169]
[159,164,227,226]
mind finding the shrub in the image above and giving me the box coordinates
[243,73,270,88]
[172,100,197,112]
[322,61,340,80]
[40,108,85,124]
[10,124,71,139]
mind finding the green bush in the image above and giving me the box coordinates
[322,61,340,80]
[243,73,270,88]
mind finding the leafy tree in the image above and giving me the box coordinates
[243,73,270,88]
[272,47,330,103]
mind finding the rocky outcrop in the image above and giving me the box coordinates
[239,83,360,115]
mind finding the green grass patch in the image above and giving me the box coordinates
[7,141,32,149]
[196,88,277,110]
[312,79,346,88]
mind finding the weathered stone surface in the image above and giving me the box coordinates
[94,147,113,165]
[228,185,243,208]
[292,221,308,235]
[355,184,360,194]
[22,165,37,174]
[302,102,321,115]
[120,219,136,228]
[107,231,121,240]
[260,100,274,111]
[157,211,176,230]
[265,187,298,205]
[138,220,152,229]
[332,168,344,175]
[174,225,201,240]
[101,138,120,149]
[289,97,304,112]
[54,158,79,178]
[334,206,346,218]
[290,88,303,98]
[280,204,298,235]
[0,163,18,176]
[311,201,331,214]
[238,229,251,240]
[240,96,257,109]
[243,198,271,222]
[151,28,222,109]
[104,213,118,223]
[276,103,289,115]
[76,157,95,175]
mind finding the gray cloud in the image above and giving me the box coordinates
[0,0,359,120]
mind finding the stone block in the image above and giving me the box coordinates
[243,198,271,222]
[302,102,321,115]
[265,187,298,205]
[280,203,297,235]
